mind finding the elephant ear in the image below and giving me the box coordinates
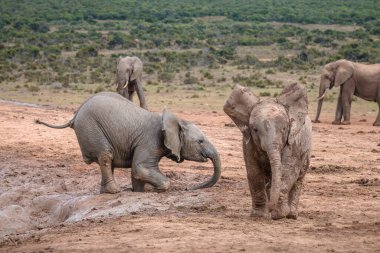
[162,109,182,162]
[334,64,353,87]
[276,83,308,145]
[130,57,143,81]
[116,56,122,65]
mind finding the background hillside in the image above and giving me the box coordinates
[0,0,379,110]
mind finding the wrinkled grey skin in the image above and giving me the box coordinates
[314,59,380,126]
[224,83,312,220]
[116,56,147,109]
[36,92,221,193]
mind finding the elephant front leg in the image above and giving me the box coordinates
[332,88,343,124]
[287,177,304,219]
[132,164,170,192]
[270,186,290,220]
[244,144,270,218]
[247,170,270,219]
[99,151,121,194]
[135,79,147,109]
[341,84,354,125]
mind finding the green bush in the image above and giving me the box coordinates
[158,72,174,82]
[76,45,98,58]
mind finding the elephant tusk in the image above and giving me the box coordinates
[123,82,128,89]
[316,90,327,101]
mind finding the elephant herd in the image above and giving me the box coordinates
[35,56,380,220]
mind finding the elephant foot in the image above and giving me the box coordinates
[155,179,170,192]
[373,121,380,126]
[311,119,321,123]
[331,120,341,125]
[271,204,290,220]
[287,211,298,220]
[100,180,121,194]
[251,208,270,219]
[341,120,351,125]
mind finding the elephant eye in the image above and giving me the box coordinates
[253,127,258,132]
[198,139,204,144]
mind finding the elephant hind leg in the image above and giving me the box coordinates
[99,151,121,194]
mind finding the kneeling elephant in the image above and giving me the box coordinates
[36,92,221,193]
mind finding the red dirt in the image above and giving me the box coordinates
[0,100,379,252]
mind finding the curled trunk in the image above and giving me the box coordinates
[267,150,282,211]
[189,149,221,190]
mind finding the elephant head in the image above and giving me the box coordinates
[116,56,143,94]
[223,85,260,131]
[251,83,308,211]
[314,59,354,122]
[162,109,221,190]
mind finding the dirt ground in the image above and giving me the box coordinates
[0,99,379,253]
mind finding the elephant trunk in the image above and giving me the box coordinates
[267,150,282,211]
[189,146,221,190]
[116,72,129,95]
[314,84,327,122]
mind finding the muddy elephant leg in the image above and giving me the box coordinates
[132,150,170,192]
[271,164,302,220]
[99,151,121,194]
[287,177,304,219]
[247,169,270,218]
[131,176,146,192]
[243,140,270,218]
[332,88,343,125]
[270,184,290,220]
[132,166,170,191]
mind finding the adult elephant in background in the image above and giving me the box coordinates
[313,59,380,126]
[116,56,147,109]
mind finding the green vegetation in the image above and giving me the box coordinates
[0,0,379,104]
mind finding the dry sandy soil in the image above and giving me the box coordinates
[0,98,379,252]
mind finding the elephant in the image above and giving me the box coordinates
[313,59,380,126]
[116,56,147,109]
[35,92,221,193]
[223,83,312,220]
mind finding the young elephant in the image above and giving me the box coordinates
[224,83,312,220]
[36,92,221,193]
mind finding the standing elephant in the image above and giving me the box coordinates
[116,56,147,109]
[313,59,380,126]
[36,92,221,193]
[224,83,312,220]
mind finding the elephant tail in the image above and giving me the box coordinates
[35,118,74,129]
